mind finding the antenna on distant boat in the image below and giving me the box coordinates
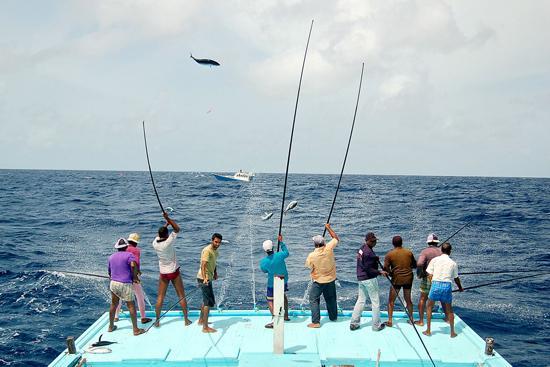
[277,19,314,252]
[142,121,166,214]
[322,62,364,237]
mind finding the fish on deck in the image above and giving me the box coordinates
[190,53,220,66]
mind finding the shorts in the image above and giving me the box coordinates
[266,283,289,301]
[110,280,134,302]
[393,283,412,291]
[428,281,452,304]
[160,267,180,281]
[419,277,432,294]
[197,278,216,307]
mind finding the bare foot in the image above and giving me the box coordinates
[284,317,291,321]
[133,328,146,336]
[450,332,457,338]
[307,323,321,328]
[414,320,424,326]
[114,318,119,322]
[154,320,160,328]
[444,318,450,324]
[108,325,118,332]
[422,330,431,336]
[141,318,152,324]
[202,326,217,333]
[184,318,192,326]
[407,319,414,325]
[386,321,393,327]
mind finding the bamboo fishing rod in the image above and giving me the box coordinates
[438,221,470,247]
[54,270,109,279]
[377,260,436,367]
[460,269,546,275]
[452,271,550,293]
[277,19,314,252]
[142,121,166,214]
[322,62,364,237]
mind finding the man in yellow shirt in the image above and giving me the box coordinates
[305,223,340,328]
[197,233,222,333]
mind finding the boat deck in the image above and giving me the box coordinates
[49,309,511,367]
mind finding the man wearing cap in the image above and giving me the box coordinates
[197,232,223,333]
[383,235,417,327]
[108,238,145,336]
[260,234,290,328]
[152,212,192,328]
[414,233,442,326]
[423,242,464,338]
[305,223,340,328]
[350,232,388,331]
[114,233,152,324]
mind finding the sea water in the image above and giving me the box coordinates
[0,170,548,366]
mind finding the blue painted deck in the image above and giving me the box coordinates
[49,309,512,367]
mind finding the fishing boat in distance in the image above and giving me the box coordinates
[213,170,255,182]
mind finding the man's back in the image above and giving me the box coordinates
[306,239,338,283]
[109,252,135,283]
[384,247,416,285]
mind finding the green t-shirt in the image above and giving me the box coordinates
[197,244,218,280]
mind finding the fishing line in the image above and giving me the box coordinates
[277,19,314,252]
[145,286,201,333]
[142,121,166,214]
[322,62,364,237]
[453,271,550,293]
[438,222,470,247]
[378,260,436,367]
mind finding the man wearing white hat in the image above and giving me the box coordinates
[259,234,290,328]
[107,238,145,336]
[114,233,152,324]
[305,223,339,328]
[414,233,442,326]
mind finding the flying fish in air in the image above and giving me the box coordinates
[261,212,274,220]
[190,53,220,67]
[283,200,298,214]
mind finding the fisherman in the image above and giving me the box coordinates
[152,213,192,327]
[107,238,145,335]
[383,235,417,327]
[305,223,340,328]
[114,233,152,324]
[350,232,388,331]
[197,233,223,333]
[414,233,442,326]
[423,242,464,338]
[260,234,290,328]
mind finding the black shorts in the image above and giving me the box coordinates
[197,278,216,307]
[393,283,412,290]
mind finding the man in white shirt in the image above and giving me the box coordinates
[152,212,192,327]
[422,242,463,338]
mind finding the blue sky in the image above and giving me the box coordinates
[0,0,548,177]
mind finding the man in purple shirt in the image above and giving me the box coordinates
[350,232,388,331]
[414,233,442,326]
[108,238,145,336]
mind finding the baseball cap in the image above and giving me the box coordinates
[426,233,439,244]
[365,232,378,241]
[312,235,325,246]
[262,240,274,252]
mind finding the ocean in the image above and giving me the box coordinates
[0,170,548,366]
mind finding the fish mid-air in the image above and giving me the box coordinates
[283,200,298,215]
[261,212,274,220]
[190,53,220,67]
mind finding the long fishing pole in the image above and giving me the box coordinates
[277,19,314,252]
[460,269,546,275]
[322,63,365,237]
[54,270,109,279]
[142,121,166,214]
[453,271,550,293]
[438,221,470,246]
[378,260,436,367]
[145,286,201,332]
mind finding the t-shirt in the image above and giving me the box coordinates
[197,244,219,280]
[260,242,289,287]
[383,247,416,285]
[305,238,339,284]
[126,245,141,267]
[108,252,136,284]
[356,244,380,281]
[152,232,179,274]
[427,254,458,283]
[416,246,441,278]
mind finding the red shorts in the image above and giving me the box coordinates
[160,267,180,281]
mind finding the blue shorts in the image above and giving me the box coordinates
[428,281,452,304]
[266,283,288,301]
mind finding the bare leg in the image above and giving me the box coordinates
[284,294,289,321]
[172,276,192,325]
[109,292,120,332]
[127,300,145,335]
[115,299,122,321]
[202,306,216,333]
[445,303,457,337]
[267,300,274,315]
[415,292,428,326]
[423,299,435,336]
[387,287,398,327]
[403,288,414,323]
[154,277,169,327]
